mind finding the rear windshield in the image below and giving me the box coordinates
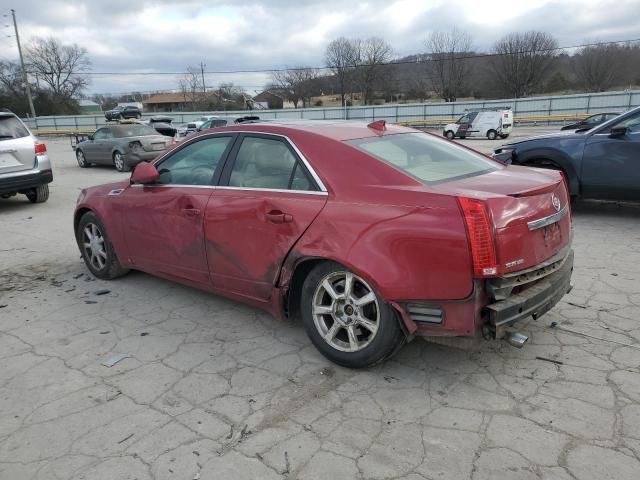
[0,116,30,140]
[348,132,499,183]
[111,125,157,138]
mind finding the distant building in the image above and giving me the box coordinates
[251,90,296,109]
[142,92,220,112]
[78,99,102,114]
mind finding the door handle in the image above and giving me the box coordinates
[182,207,201,217]
[265,210,293,224]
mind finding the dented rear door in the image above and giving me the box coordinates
[205,133,327,302]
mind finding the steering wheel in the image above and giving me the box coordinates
[191,166,213,185]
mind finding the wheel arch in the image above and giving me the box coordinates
[278,254,414,336]
[515,148,580,195]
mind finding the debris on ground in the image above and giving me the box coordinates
[0,304,7,308]
[102,353,131,367]
[94,289,111,296]
[117,433,134,444]
[140,332,149,336]
[283,451,290,475]
[73,273,84,279]
[550,321,558,328]
[536,356,563,365]
[99,331,110,335]
[567,301,587,309]
[84,300,97,304]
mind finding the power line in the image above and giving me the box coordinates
[26,37,640,77]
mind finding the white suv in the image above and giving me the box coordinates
[0,110,52,203]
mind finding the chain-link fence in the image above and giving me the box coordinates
[22,89,640,133]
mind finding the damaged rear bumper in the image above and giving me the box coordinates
[485,249,574,339]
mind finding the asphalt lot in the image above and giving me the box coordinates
[1,126,640,479]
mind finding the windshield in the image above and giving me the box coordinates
[0,116,30,140]
[348,132,499,184]
[111,124,157,138]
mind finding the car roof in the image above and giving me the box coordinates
[210,120,416,141]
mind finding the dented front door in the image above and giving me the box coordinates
[119,185,212,284]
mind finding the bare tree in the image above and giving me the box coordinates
[489,31,558,98]
[425,29,473,102]
[178,66,205,110]
[574,43,621,92]
[271,67,320,108]
[25,37,91,100]
[325,37,359,106]
[356,37,394,105]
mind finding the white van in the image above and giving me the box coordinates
[443,109,513,140]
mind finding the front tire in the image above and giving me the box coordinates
[300,262,405,368]
[113,151,130,172]
[487,129,497,140]
[445,130,455,140]
[25,184,49,203]
[500,133,509,139]
[76,149,90,168]
[76,212,129,280]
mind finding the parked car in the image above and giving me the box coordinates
[560,112,620,131]
[493,106,640,201]
[443,109,513,140]
[0,110,52,203]
[146,116,177,137]
[74,120,573,367]
[105,105,142,121]
[196,115,261,132]
[74,123,173,172]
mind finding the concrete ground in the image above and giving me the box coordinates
[1,127,640,480]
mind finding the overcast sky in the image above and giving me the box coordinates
[1,0,638,95]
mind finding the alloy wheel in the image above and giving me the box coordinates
[312,271,380,353]
[114,152,124,171]
[76,150,86,167]
[82,222,107,270]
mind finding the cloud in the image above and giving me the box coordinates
[0,0,636,94]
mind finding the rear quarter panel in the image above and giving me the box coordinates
[286,192,473,302]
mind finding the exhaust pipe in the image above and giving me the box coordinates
[505,331,529,348]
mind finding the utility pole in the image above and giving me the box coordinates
[11,9,36,118]
[200,62,206,94]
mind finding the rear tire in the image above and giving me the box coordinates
[445,130,455,140]
[25,184,49,203]
[300,261,405,368]
[76,211,129,280]
[487,129,497,140]
[113,151,130,172]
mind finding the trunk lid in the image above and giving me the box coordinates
[434,165,571,274]
[139,135,172,153]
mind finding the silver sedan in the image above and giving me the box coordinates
[74,124,172,172]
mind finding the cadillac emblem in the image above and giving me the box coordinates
[551,193,561,212]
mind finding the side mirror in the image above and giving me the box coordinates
[130,162,160,185]
[610,126,628,138]
[88,134,94,141]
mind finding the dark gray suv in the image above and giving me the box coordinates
[0,111,52,203]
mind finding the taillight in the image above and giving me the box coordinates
[559,171,572,222]
[35,143,47,154]
[458,197,498,277]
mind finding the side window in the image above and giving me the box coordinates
[615,111,640,133]
[228,136,315,191]
[93,128,110,139]
[156,136,232,185]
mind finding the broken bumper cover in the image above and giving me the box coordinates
[485,249,574,338]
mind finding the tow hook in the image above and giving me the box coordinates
[504,330,529,348]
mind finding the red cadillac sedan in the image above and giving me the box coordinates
[74,120,573,368]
